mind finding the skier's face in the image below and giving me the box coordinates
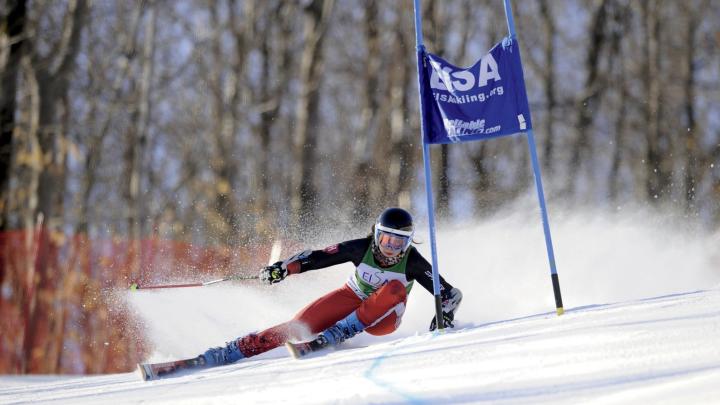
[377,231,408,258]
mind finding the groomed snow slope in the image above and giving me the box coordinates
[2,289,720,404]
[1,208,719,404]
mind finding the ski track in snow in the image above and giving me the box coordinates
[1,209,720,404]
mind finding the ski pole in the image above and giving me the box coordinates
[129,274,259,291]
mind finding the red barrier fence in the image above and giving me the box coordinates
[0,228,273,374]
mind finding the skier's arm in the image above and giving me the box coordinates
[405,248,455,295]
[405,249,463,330]
[259,238,370,284]
[287,238,370,273]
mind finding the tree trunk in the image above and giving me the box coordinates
[78,1,143,236]
[389,1,415,209]
[423,0,450,217]
[438,145,450,216]
[682,3,701,211]
[350,0,380,225]
[124,0,155,281]
[206,0,248,246]
[471,143,495,216]
[642,0,671,202]
[22,0,86,373]
[0,0,27,314]
[291,0,334,232]
[607,1,630,202]
[258,1,295,238]
[567,0,610,196]
[538,0,557,176]
[254,3,278,240]
[607,66,627,202]
[0,0,27,232]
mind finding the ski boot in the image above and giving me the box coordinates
[201,339,245,367]
[286,311,365,358]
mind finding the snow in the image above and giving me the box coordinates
[1,208,720,404]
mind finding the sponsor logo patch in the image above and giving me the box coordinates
[323,244,339,254]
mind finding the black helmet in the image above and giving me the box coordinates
[374,207,414,254]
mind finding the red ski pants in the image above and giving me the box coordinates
[236,280,407,357]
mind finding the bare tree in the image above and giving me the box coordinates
[421,0,452,217]
[291,0,334,231]
[387,1,418,209]
[680,0,711,211]
[204,0,248,246]
[348,0,380,225]
[122,0,155,282]
[641,0,672,202]
[252,1,295,239]
[0,0,27,232]
[567,0,611,196]
[0,0,28,317]
[20,0,87,373]
[537,0,557,176]
[607,1,631,202]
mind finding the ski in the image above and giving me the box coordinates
[285,337,329,359]
[285,342,312,359]
[137,355,206,381]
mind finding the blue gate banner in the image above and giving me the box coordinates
[419,37,532,144]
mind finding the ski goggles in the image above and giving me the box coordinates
[374,224,413,253]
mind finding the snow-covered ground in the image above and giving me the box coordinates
[2,207,719,404]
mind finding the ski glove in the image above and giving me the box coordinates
[259,261,287,284]
[259,250,311,285]
[429,287,463,331]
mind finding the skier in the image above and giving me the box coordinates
[201,207,463,366]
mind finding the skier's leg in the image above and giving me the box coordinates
[292,284,362,334]
[358,280,407,335]
[362,303,405,336]
[202,285,361,366]
[318,280,407,346]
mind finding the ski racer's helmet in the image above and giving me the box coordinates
[374,207,414,256]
